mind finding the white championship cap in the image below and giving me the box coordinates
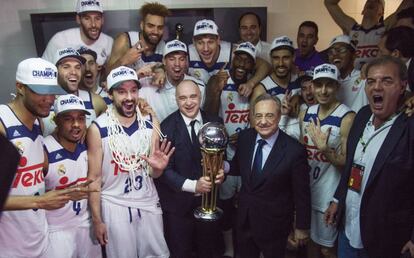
[329,35,357,50]
[163,40,188,56]
[107,66,140,91]
[76,0,103,14]
[53,47,86,66]
[234,42,256,61]
[54,94,91,115]
[193,19,219,37]
[270,36,294,52]
[313,63,339,81]
[16,58,67,95]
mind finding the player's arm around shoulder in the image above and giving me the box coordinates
[324,0,357,34]
[91,92,107,116]
[106,32,131,76]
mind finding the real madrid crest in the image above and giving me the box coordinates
[57,164,66,176]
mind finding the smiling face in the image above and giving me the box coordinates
[55,110,87,143]
[58,59,82,94]
[312,78,339,105]
[109,80,139,118]
[365,62,406,124]
[163,51,188,86]
[253,99,281,139]
[239,14,261,45]
[328,42,355,74]
[362,0,384,20]
[297,25,318,58]
[193,35,220,67]
[176,80,201,119]
[270,48,294,79]
[77,12,103,42]
[231,52,255,84]
[141,14,165,47]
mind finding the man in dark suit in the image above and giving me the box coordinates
[229,93,311,258]
[156,79,224,258]
[325,56,414,258]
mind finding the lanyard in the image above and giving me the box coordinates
[359,113,399,154]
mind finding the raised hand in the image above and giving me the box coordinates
[307,117,331,152]
[140,139,175,172]
[281,90,293,115]
[216,62,229,91]
[121,41,146,65]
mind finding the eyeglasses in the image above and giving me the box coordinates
[328,46,349,56]
[254,113,276,121]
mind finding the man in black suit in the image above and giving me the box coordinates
[229,93,311,258]
[156,79,224,258]
[325,56,414,258]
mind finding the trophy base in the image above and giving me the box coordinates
[193,207,223,221]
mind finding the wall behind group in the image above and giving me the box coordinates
[0,0,401,103]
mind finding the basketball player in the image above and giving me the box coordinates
[43,94,101,258]
[0,58,87,258]
[299,64,354,258]
[87,66,174,258]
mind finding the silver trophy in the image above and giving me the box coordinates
[194,122,228,221]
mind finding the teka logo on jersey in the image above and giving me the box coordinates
[81,0,100,7]
[355,45,378,58]
[32,68,57,79]
[12,162,44,188]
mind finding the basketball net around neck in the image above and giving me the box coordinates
[106,106,165,190]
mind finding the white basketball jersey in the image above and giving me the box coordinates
[42,90,97,136]
[188,41,232,84]
[220,77,250,159]
[42,28,113,66]
[337,69,368,113]
[93,112,161,213]
[260,75,301,101]
[44,136,90,231]
[0,105,48,258]
[350,22,385,70]
[127,31,165,70]
[302,104,353,211]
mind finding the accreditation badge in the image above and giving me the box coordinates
[348,162,365,193]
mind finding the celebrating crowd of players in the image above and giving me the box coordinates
[1,0,414,258]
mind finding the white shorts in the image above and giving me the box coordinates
[219,175,241,200]
[101,201,169,258]
[44,226,101,258]
[310,209,338,247]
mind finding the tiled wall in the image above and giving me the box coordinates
[0,0,401,103]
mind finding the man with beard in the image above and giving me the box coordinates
[294,21,325,73]
[324,0,413,70]
[0,58,87,258]
[238,12,271,63]
[299,64,354,258]
[139,39,205,122]
[43,47,107,136]
[42,0,113,68]
[87,66,174,258]
[43,94,101,258]
[107,2,169,74]
[328,35,368,113]
[299,70,317,112]
[251,36,302,139]
[204,42,256,258]
[79,47,113,106]
[189,19,270,97]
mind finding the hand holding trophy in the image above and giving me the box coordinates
[194,122,228,221]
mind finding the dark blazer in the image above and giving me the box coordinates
[156,110,222,215]
[230,128,311,241]
[334,105,414,258]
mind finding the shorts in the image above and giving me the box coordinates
[44,226,101,258]
[101,201,169,258]
[310,209,338,247]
